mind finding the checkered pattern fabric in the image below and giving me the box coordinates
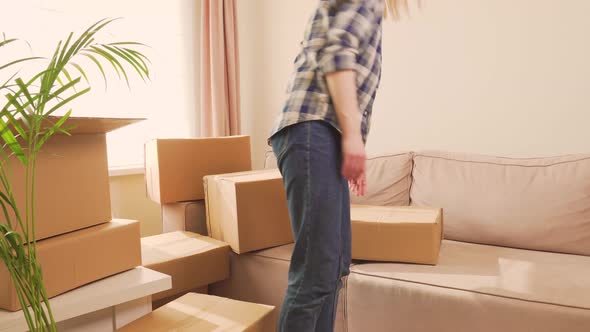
[270,0,384,143]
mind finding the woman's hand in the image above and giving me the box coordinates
[349,175,366,196]
[342,134,366,196]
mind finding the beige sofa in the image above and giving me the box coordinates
[209,151,590,331]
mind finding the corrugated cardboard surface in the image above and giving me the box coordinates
[7,116,140,241]
[10,134,111,241]
[25,115,142,134]
[141,231,230,301]
[351,205,443,264]
[162,201,208,235]
[0,219,141,311]
[152,285,209,310]
[145,136,252,204]
[204,169,293,254]
[120,293,275,332]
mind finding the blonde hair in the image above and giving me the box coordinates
[334,0,417,20]
[385,0,419,19]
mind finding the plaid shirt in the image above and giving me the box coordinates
[270,0,384,143]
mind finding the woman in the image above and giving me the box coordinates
[269,1,405,331]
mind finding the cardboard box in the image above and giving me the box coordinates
[141,231,230,302]
[351,205,443,265]
[0,219,141,311]
[152,285,208,310]
[162,201,207,235]
[8,116,140,241]
[204,169,293,254]
[119,293,275,332]
[145,136,252,204]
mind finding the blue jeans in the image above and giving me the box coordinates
[271,120,352,332]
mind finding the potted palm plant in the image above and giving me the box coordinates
[0,18,149,331]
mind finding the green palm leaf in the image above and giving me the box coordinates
[70,63,89,85]
[81,53,108,88]
[0,57,43,72]
[1,18,150,331]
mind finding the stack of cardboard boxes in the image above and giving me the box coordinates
[0,116,444,328]
[142,136,254,307]
[138,135,444,330]
[145,136,252,235]
[138,136,297,330]
[0,117,143,312]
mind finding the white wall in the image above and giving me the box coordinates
[238,0,590,167]
[109,174,162,237]
[2,1,201,236]
[237,0,318,168]
[1,0,201,167]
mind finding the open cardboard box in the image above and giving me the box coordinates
[8,116,142,241]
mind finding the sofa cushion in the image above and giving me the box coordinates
[266,149,414,206]
[352,240,590,310]
[411,151,590,255]
[348,240,590,332]
[351,153,414,206]
[348,271,590,332]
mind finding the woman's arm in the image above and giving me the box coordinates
[326,70,366,196]
[319,1,381,195]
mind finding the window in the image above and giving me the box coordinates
[1,0,200,169]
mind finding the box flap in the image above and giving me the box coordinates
[205,169,278,182]
[351,205,440,224]
[141,231,229,266]
[221,169,281,183]
[41,116,144,134]
[140,232,230,301]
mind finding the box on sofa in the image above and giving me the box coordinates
[351,205,443,264]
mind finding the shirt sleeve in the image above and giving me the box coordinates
[318,0,382,74]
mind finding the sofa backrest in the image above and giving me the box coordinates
[266,148,590,256]
[350,153,413,206]
[265,150,413,206]
[411,151,590,256]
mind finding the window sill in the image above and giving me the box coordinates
[108,165,145,177]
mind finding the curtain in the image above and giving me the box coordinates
[200,0,241,136]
